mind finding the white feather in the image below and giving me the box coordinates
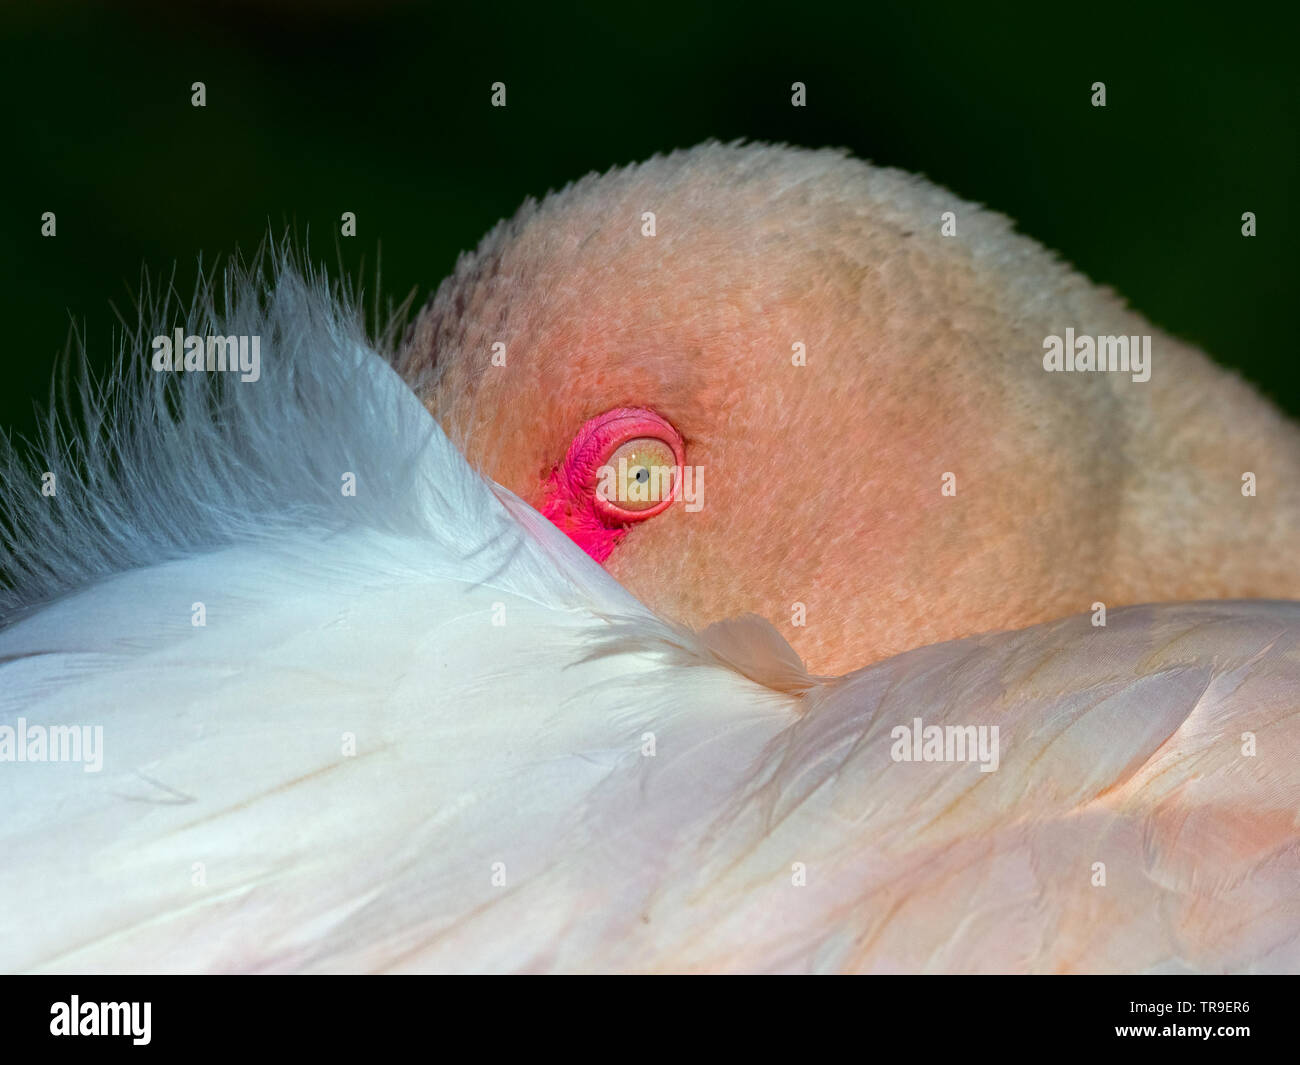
[1,260,1296,973]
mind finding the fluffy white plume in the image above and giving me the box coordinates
[1,259,1296,973]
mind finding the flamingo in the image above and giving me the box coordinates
[1,142,1297,973]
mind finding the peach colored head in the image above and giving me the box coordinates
[400,142,1300,674]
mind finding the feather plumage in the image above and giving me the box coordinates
[1,257,1297,973]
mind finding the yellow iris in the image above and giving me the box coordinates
[606,437,677,511]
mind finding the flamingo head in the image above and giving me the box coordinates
[398,143,1139,673]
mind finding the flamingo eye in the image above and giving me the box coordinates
[542,407,685,561]
[599,435,679,515]
[569,407,684,524]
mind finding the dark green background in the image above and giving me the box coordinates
[1,0,1295,445]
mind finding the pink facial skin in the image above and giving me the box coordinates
[541,408,684,562]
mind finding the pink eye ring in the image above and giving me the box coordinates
[566,408,685,523]
[541,407,685,562]
[592,413,683,522]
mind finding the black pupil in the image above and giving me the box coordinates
[635,467,649,483]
